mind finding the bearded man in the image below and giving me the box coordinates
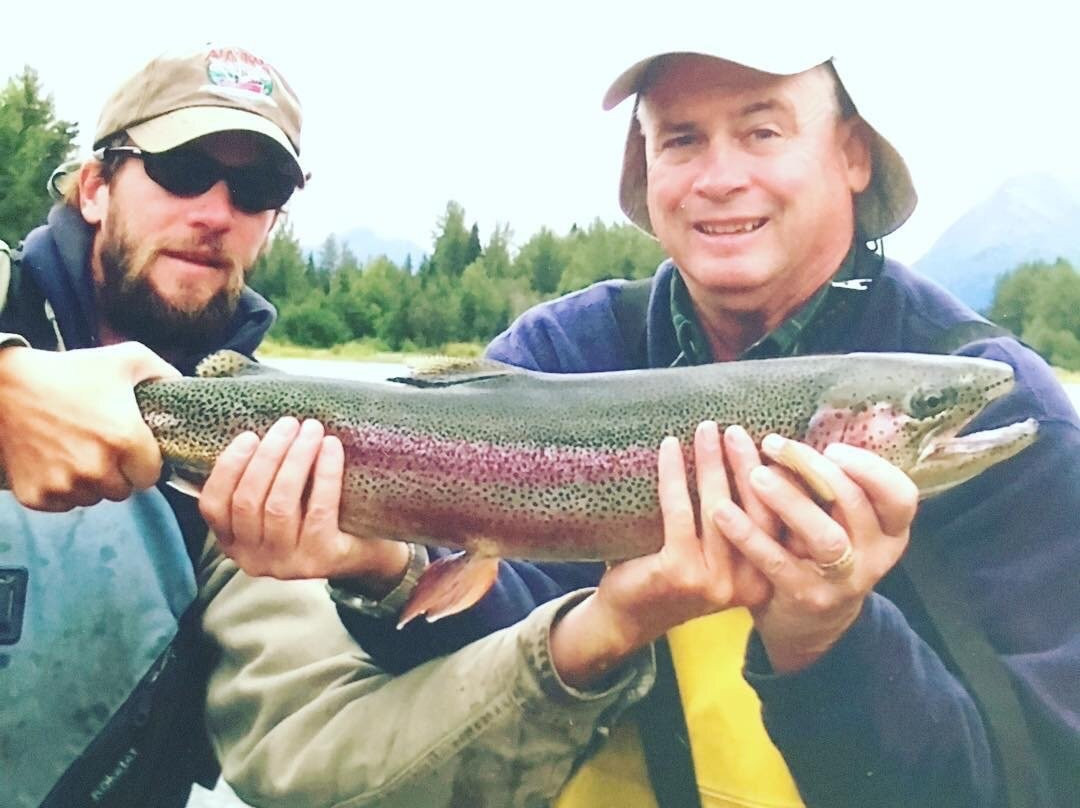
[0,44,305,807]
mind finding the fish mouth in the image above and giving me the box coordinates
[910,418,1039,497]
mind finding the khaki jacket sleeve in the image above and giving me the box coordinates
[198,547,654,808]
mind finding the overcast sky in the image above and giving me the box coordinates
[6,0,1079,264]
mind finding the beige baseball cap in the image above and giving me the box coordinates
[94,44,306,187]
[603,46,916,241]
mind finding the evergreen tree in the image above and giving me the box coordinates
[514,227,566,294]
[338,243,361,275]
[989,258,1080,368]
[408,274,463,346]
[357,256,415,349]
[429,201,472,278]
[304,254,320,292]
[0,67,78,245]
[464,222,483,268]
[558,219,666,292]
[318,234,341,274]
[278,294,351,347]
[460,260,511,340]
[250,224,309,304]
[481,223,514,279]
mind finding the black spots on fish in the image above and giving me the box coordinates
[136,376,349,478]
[727,385,819,444]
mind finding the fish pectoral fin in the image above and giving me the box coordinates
[165,474,203,499]
[195,350,279,378]
[390,357,522,388]
[397,553,500,628]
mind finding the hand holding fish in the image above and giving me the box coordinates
[0,342,179,510]
[717,435,919,673]
[200,416,411,592]
[550,421,776,689]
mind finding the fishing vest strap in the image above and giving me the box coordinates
[908,318,1045,808]
[897,537,1044,807]
[613,278,652,369]
[632,638,702,808]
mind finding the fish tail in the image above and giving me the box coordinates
[397,553,501,628]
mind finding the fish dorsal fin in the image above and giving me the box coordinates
[195,350,280,379]
[390,357,521,388]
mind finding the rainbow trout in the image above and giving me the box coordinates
[138,351,1037,623]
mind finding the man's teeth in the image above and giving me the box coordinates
[698,220,763,235]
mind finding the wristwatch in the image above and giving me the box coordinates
[0,333,29,350]
[327,543,429,619]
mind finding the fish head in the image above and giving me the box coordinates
[806,354,1038,497]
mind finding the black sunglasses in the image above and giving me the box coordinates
[98,145,297,214]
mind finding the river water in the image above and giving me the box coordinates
[260,356,409,379]
[186,360,1078,808]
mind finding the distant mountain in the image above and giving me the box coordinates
[913,173,1080,312]
[305,227,425,269]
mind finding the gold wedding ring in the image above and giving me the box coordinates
[815,544,855,580]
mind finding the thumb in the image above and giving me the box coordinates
[110,341,182,384]
[108,343,174,487]
[119,442,164,490]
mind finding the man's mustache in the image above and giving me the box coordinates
[151,237,238,274]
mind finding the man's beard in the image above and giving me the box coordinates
[97,226,247,357]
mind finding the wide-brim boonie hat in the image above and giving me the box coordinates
[94,44,307,187]
[604,43,916,241]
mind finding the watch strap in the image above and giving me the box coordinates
[327,543,429,619]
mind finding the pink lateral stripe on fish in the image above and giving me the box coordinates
[341,424,659,487]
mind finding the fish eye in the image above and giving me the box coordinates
[908,387,958,419]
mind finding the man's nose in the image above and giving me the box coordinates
[690,141,750,199]
[187,179,237,227]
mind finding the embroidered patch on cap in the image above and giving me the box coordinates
[206,47,274,97]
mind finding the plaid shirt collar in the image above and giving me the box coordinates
[669,243,882,366]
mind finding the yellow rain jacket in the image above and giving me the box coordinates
[557,609,804,808]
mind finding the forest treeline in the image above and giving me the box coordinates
[989,258,1080,370]
[3,65,1079,365]
[251,207,666,350]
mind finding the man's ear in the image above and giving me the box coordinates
[78,161,110,225]
[842,117,873,195]
[259,210,282,255]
